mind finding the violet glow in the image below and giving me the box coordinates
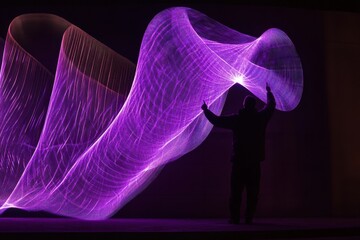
[0,8,303,219]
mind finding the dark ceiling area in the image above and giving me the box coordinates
[1,0,359,13]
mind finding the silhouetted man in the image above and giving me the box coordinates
[201,83,276,224]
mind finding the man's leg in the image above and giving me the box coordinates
[245,163,261,224]
[229,165,244,224]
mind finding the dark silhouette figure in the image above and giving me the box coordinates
[201,83,276,224]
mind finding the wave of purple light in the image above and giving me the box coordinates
[0,8,302,219]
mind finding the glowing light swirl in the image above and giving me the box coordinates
[0,7,302,219]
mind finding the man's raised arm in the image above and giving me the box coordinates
[202,101,235,129]
[262,83,276,117]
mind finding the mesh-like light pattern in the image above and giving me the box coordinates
[0,8,302,219]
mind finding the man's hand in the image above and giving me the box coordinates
[266,82,271,92]
[201,101,208,111]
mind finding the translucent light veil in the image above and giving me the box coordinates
[0,7,302,219]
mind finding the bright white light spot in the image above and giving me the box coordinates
[233,75,245,85]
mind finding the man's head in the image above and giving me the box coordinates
[243,95,256,110]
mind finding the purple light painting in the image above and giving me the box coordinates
[0,8,303,220]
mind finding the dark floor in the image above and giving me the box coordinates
[0,218,359,239]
